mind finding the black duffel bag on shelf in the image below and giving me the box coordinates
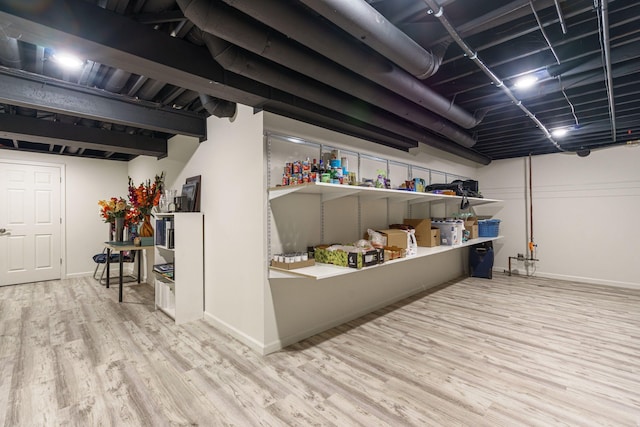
[425,180,481,198]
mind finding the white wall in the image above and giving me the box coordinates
[127,106,268,348]
[0,149,127,276]
[477,146,640,288]
[191,106,266,346]
[127,134,200,191]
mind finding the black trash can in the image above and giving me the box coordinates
[469,241,494,279]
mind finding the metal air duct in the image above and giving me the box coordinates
[177,0,476,147]
[199,93,236,118]
[217,0,483,129]
[299,0,444,79]
[199,33,489,164]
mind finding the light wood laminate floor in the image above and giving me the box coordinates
[1,274,640,426]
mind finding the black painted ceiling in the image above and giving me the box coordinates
[0,0,638,163]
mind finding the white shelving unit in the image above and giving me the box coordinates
[153,212,204,324]
[268,182,500,206]
[268,182,502,280]
[270,236,503,279]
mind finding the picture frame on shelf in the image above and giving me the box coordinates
[181,183,197,212]
[185,175,201,212]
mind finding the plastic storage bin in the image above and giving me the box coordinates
[431,220,464,246]
[478,219,501,237]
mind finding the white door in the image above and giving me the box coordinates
[0,162,62,286]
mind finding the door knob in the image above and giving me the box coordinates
[0,228,8,234]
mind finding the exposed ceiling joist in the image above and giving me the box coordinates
[0,0,638,162]
[0,70,206,137]
[0,114,167,157]
[0,0,267,107]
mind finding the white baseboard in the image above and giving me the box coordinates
[203,312,268,355]
[496,267,640,290]
[262,284,430,354]
[204,282,440,356]
[65,271,93,278]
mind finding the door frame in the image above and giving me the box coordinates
[0,159,66,281]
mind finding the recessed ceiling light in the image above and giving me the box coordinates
[513,75,538,89]
[51,52,84,70]
[551,128,569,138]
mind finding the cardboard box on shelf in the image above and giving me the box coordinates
[403,219,440,247]
[314,245,383,269]
[270,259,315,270]
[464,217,479,239]
[347,249,382,269]
[314,246,347,267]
[384,246,406,260]
[425,228,440,247]
[376,229,408,249]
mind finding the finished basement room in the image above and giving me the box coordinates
[1,0,639,425]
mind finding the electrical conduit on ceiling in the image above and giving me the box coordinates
[217,0,483,130]
[299,0,444,79]
[598,0,617,142]
[177,0,477,148]
[423,0,565,153]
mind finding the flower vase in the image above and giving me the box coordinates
[115,217,125,242]
[139,214,154,246]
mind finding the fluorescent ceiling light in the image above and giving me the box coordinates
[551,128,569,138]
[513,75,538,89]
[51,52,84,70]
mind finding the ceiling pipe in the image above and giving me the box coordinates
[199,93,237,118]
[423,0,565,153]
[218,0,482,129]
[177,0,477,148]
[198,33,489,164]
[554,0,568,34]
[298,0,444,79]
[200,34,439,147]
[431,0,558,46]
[599,0,617,142]
[529,0,560,65]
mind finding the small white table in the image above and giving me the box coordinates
[104,242,153,302]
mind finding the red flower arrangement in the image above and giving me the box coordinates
[127,172,165,221]
[128,172,165,237]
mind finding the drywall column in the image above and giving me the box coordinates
[197,105,267,350]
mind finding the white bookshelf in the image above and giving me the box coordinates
[153,212,204,324]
